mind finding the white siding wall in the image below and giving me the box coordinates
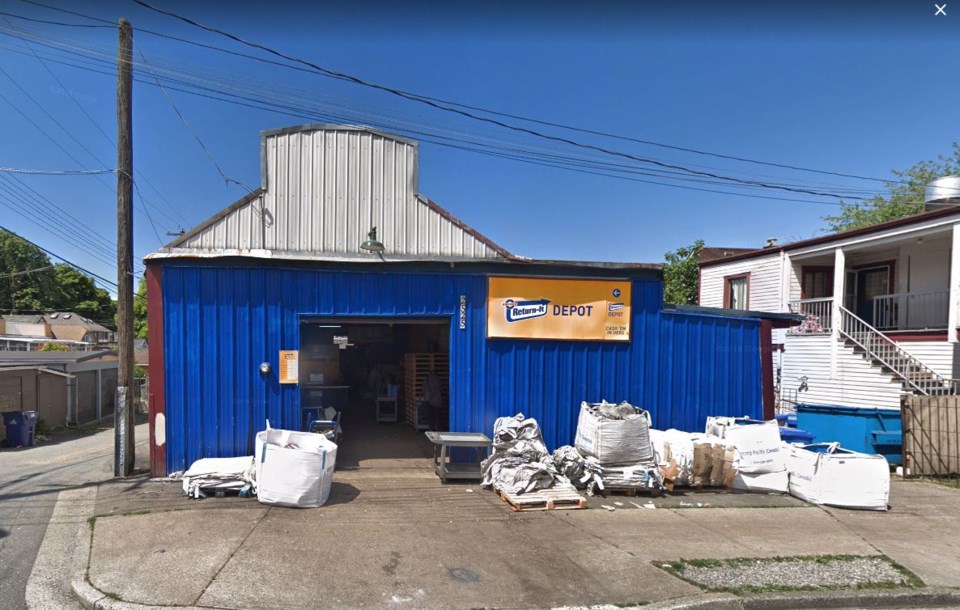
[897,238,950,294]
[781,335,903,409]
[898,341,959,379]
[699,253,783,311]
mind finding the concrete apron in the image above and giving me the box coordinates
[79,479,960,610]
[71,417,960,610]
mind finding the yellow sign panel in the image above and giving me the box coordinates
[486,277,631,341]
[279,350,299,384]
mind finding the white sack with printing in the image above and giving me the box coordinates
[714,419,786,474]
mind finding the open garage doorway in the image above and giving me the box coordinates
[298,317,450,471]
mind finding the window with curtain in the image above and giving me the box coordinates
[727,276,749,310]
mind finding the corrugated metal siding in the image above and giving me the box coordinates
[178,128,502,259]
[162,266,762,472]
[780,334,903,408]
[700,254,782,311]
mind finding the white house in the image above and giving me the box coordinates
[699,204,960,410]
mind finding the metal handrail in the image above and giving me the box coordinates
[838,305,959,396]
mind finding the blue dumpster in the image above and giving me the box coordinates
[4,411,37,447]
[796,404,901,464]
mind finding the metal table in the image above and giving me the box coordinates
[424,431,492,483]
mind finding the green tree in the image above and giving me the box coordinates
[0,230,58,312]
[40,341,70,352]
[663,239,704,305]
[823,144,960,232]
[0,229,116,324]
[50,264,116,322]
[133,276,148,340]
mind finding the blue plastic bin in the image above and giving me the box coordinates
[779,427,815,444]
[3,411,37,447]
[795,404,901,464]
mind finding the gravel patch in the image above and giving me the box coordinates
[665,556,914,592]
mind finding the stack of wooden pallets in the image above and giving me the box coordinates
[403,353,449,429]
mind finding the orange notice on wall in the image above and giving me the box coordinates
[486,277,631,341]
[279,350,299,384]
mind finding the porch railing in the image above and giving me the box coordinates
[788,297,833,334]
[872,291,949,331]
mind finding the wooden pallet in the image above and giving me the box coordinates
[403,353,449,427]
[496,485,587,512]
[597,485,663,498]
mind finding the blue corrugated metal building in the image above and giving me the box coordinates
[145,125,775,476]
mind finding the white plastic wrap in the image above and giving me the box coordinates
[785,443,890,511]
[255,427,338,508]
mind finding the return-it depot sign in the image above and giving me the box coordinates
[486,277,631,341]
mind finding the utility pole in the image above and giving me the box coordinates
[115,18,134,477]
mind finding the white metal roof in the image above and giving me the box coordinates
[150,125,512,263]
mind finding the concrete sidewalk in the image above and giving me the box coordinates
[66,465,960,610]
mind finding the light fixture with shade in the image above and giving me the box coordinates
[360,226,385,253]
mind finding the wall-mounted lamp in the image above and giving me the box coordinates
[259,362,271,375]
[360,226,385,253]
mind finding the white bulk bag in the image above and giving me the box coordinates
[255,427,337,508]
[574,401,654,465]
[723,421,785,474]
[786,443,889,511]
[730,470,789,493]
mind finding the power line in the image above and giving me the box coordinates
[0,265,54,279]
[0,21,896,199]
[0,18,192,230]
[5,2,898,193]
[137,48,253,192]
[128,0,889,199]
[0,19,922,211]
[0,224,118,289]
[0,166,114,175]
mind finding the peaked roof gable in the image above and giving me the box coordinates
[154,125,511,262]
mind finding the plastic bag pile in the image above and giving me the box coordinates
[480,414,570,495]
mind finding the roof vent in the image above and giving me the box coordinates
[925,175,960,211]
[63,313,72,319]
[49,312,58,319]
[764,237,779,248]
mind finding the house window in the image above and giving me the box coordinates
[801,267,834,299]
[725,274,750,310]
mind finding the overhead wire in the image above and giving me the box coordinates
[0,27,877,208]
[0,15,920,215]
[0,224,119,290]
[128,0,893,200]
[0,21,895,199]
[3,4,905,194]
[0,21,187,246]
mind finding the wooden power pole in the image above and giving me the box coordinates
[115,18,134,477]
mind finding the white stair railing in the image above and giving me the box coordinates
[838,305,958,396]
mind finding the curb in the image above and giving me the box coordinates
[642,587,960,610]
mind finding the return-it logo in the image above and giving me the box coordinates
[503,299,550,323]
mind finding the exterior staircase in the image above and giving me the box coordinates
[837,305,959,396]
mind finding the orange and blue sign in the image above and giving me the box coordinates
[486,277,631,341]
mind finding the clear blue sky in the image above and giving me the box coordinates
[0,1,957,293]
